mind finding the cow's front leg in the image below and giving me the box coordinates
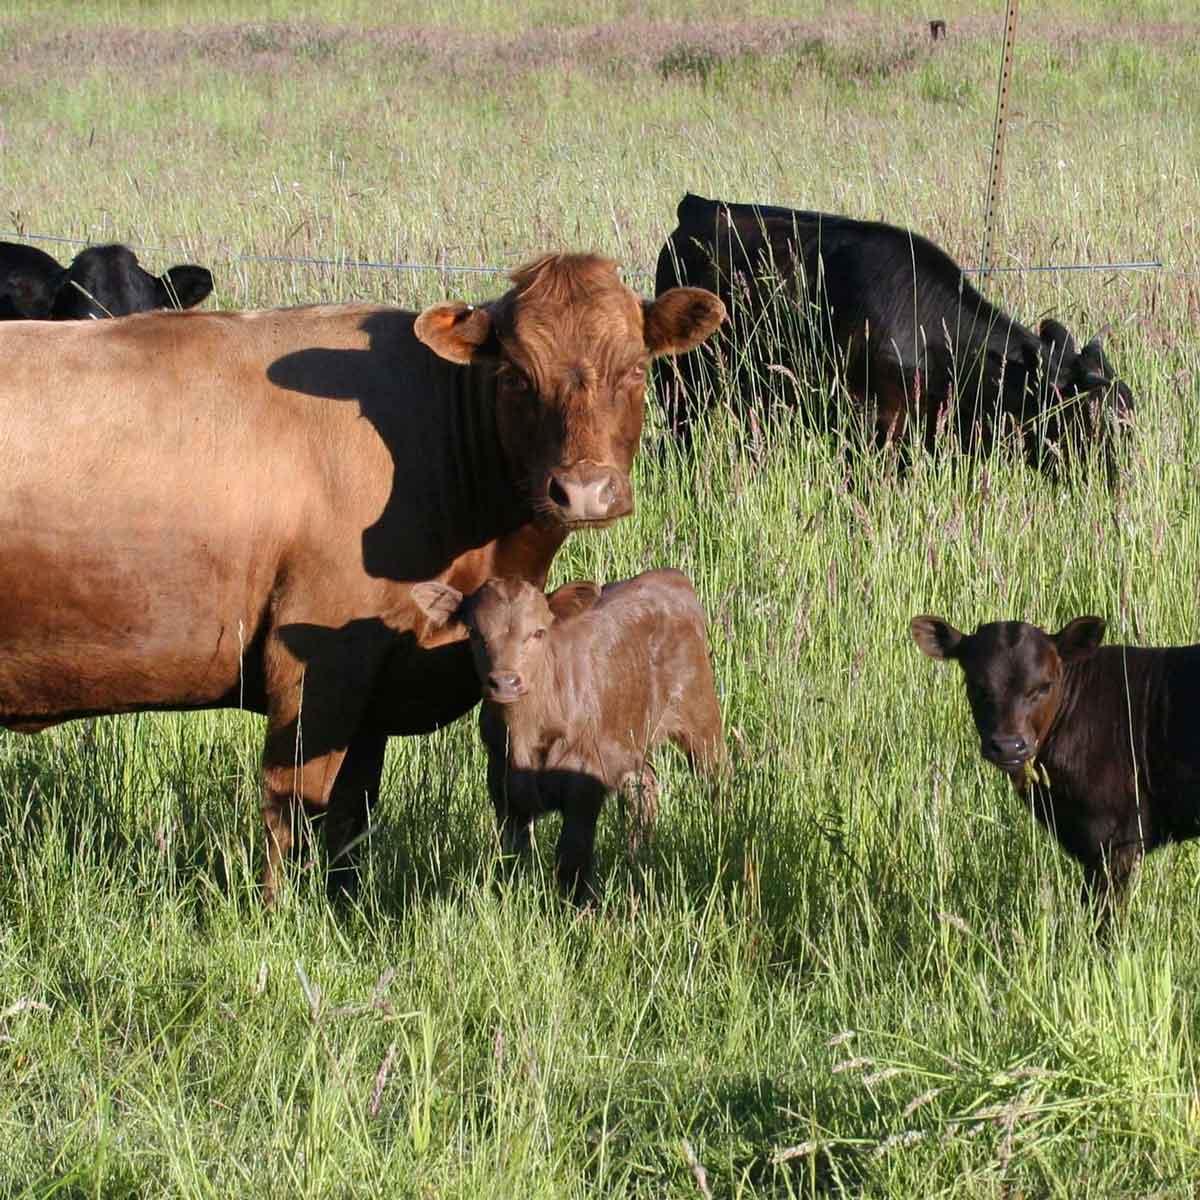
[322,730,389,900]
[259,626,379,906]
[261,720,349,907]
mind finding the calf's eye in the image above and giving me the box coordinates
[529,628,546,641]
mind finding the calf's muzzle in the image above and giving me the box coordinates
[984,733,1033,768]
[486,670,527,704]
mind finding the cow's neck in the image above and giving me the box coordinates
[443,360,566,586]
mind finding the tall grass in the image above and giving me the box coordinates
[2,7,1200,1197]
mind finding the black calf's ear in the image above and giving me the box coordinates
[411,581,466,631]
[910,616,964,660]
[546,580,601,621]
[160,264,213,310]
[1039,319,1077,358]
[1054,616,1105,662]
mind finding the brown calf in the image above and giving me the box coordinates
[415,569,725,902]
[912,614,1200,917]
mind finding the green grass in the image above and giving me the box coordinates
[3,5,1200,1197]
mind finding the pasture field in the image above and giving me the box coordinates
[3,2,1200,1195]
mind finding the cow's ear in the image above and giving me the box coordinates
[546,581,600,622]
[415,302,498,365]
[411,581,466,631]
[1038,318,1077,359]
[910,616,964,661]
[1054,616,1105,662]
[643,287,726,357]
[159,264,213,310]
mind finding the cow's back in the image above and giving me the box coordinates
[581,569,711,743]
[0,306,406,724]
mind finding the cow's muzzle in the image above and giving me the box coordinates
[546,463,633,528]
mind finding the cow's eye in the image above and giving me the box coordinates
[1028,682,1051,701]
[502,369,532,395]
[529,628,546,642]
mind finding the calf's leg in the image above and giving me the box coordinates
[618,765,659,859]
[1081,841,1143,930]
[555,776,608,906]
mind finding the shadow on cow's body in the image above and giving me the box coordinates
[0,254,724,902]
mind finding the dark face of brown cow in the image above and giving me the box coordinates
[911,615,1106,775]
[414,254,725,530]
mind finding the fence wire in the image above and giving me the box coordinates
[0,226,1166,286]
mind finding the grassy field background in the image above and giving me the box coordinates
[2,3,1200,1196]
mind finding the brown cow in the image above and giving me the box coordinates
[912,614,1200,920]
[0,254,724,902]
[414,570,726,903]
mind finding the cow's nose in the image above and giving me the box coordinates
[546,464,633,526]
[986,734,1030,764]
[486,671,526,701]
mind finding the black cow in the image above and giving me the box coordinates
[0,241,212,320]
[655,193,1133,468]
[912,614,1200,920]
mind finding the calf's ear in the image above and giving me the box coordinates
[910,616,964,660]
[160,264,214,310]
[643,287,726,357]
[415,302,497,365]
[547,581,601,621]
[1038,318,1077,359]
[411,581,466,631]
[1053,616,1105,662]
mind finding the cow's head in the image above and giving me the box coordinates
[51,244,213,319]
[911,615,1105,777]
[413,576,600,704]
[414,254,724,530]
[1032,319,1135,441]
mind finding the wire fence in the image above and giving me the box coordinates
[0,226,1166,287]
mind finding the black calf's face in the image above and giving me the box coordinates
[51,245,213,319]
[911,615,1106,776]
[1037,320,1134,435]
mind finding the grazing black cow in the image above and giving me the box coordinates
[655,193,1133,468]
[911,614,1200,918]
[0,241,213,320]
